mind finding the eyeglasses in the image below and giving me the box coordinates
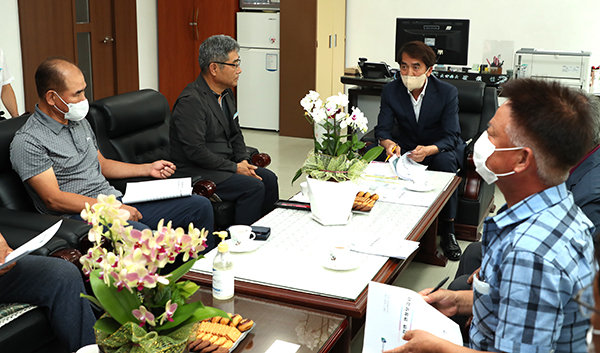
[573,282,600,318]
[213,59,242,68]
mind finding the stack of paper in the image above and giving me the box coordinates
[362,282,463,353]
[122,177,193,204]
[389,153,428,182]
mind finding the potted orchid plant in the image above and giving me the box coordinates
[293,91,383,225]
[79,195,226,353]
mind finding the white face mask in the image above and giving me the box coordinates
[473,131,524,184]
[401,72,427,92]
[53,92,89,122]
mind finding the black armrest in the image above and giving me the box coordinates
[0,208,90,251]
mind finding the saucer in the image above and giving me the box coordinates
[321,252,362,271]
[226,239,263,253]
[404,183,435,192]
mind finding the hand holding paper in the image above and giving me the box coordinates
[0,220,62,271]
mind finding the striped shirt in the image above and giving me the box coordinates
[10,105,120,216]
[470,183,595,352]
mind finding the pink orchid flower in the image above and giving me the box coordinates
[132,306,155,327]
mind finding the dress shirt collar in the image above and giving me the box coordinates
[33,104,79,135]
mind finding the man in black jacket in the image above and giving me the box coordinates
[170,35,279,225]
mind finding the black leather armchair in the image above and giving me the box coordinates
[86,89,240,230]
[361,79,498,241]
[0,116,91,252]
[0,116,90,353]
[443,80,498,241]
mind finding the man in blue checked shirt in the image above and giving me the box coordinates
[384,78,599,353]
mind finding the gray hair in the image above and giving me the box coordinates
[198,35,240,72]
[505,122,568,186]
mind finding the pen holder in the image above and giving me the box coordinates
[489,66,502,74]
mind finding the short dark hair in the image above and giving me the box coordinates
[396,41,437,68]
[198,35,240,73]
[501,78,599,185]
[35,57,72,99]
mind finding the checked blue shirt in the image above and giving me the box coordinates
[470,183,595,353]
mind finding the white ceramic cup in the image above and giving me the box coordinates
[329,245,351,262]
[76,344,100,353]
[228,225,256,246]
[300,181,308,196]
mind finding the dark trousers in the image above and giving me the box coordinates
[0,256,96,351]
[216,167,279,225]
[422,150,458,221]
[72,194,216,252]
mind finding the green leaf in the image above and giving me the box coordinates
[167,258,198,284]
[90,269,141,326]
[94,316,122,334]
[336,142,350,156]
[178,306,229,329]
[362,146,384,163]
[177,280,200,299]
[80,293,104,310]
[291,168,303,185]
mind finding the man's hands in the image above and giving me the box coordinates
[409,145,439,163]
[381,139,401,158]
[0,233,15,276]
[380,139,439,162]
[383,330,453,353]
[149,160,176,179]
[237,160,261,180]
[417,288,473,318]
[121,204,143,222]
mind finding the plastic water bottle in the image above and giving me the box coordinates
[212,232,234,300]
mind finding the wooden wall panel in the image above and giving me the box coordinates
[279,0,317,138]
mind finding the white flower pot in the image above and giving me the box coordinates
[306,177,358,226]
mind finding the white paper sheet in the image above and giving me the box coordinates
[0,220,62,270]
[362,282,463,353]
[350,237,419,260]
[265,340,300,353]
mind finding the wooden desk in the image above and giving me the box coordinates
[192,288,349,353]
[184,174,460,320]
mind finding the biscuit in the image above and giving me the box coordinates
[196,340,211,351]
[226,327,241,341]
[199,343,220,353]
[229,314,242,327]
[237,319,254,332]
[210,316,221,324]
[214,348,229,353]
[188,339,203,351]
[219,316,230,325]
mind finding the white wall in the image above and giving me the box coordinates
[0,0,24,117]
[136,0,159,90]
[346,0,600,70]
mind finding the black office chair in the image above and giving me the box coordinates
[86,89,243,230]
[361,79,498,241]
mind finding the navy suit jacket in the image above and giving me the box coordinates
[374,75,460,155]
[566,146,600,230]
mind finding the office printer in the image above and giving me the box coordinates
[514,48,591,91]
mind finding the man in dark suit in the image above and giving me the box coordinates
[170,35,279,225]
[375,41,462,260]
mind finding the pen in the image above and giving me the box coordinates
[385,145,398,162]
[428,276,449,295]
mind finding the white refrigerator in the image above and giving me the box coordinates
[236,12,280,131]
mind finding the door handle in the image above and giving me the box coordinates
[102,36,114,44]
[189,8,198,41]
[329,35,332,49]
[194,8,199,41]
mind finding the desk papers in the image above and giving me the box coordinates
[122,177,193,204]
[350,237,419,260]
[0,220,62,270]
[362,282,462,353]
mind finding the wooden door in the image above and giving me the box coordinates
[18,0,139,113]
[279,0,317,138]
[158,0,238,110]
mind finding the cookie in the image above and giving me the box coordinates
[237,319,254,332]
[199,343,220,353]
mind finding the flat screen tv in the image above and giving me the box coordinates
[395,18,470,66]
